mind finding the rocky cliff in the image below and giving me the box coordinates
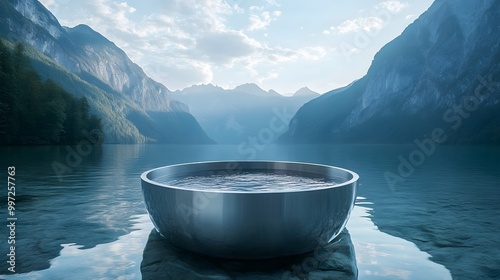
[280,0,499,144]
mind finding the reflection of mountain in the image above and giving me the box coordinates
[0,0,212,143]
[141,228,357,279]
[0,145,144,274]
[173,84,318,144]
[280,0,500,144]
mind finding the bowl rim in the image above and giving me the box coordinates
[141,160,359,194]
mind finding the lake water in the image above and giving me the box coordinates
[1,144,499,279]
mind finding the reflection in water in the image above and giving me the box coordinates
[0,204,451,280]
[141,228,358,280]
[2,215,151,280]
[4,144,493,279]
[0,145,149,274]
[349,197,451,279]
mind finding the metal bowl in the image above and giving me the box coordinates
[141,161,358,259]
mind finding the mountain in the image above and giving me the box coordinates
[0,0,212,143]
[268,89,281,96]
[280,0,500,144]
[233,83,281,97]
[293,87,320,97]
[177,84,226,95]
[172,84,317,144]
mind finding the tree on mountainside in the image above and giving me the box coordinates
[0,41,102,145]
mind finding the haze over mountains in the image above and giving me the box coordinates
[1,0,498,145]
[0,0,319,145]
[173,83,318,144]
[280,0,500,144]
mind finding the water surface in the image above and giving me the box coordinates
[1,144,498,279]
[158,172,335,192]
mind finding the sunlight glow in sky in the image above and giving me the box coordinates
[39,0,434,94]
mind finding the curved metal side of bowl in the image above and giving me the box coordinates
[141,161,358,259]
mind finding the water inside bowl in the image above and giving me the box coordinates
[155,172,341,192]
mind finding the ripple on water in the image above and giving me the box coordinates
[156,172,341,192]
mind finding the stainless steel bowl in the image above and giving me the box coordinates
[141,161,358,259]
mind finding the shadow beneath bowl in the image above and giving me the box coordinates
[141,228,358,279]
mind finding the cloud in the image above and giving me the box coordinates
[54,0,237,86]
[86,0,136,29]
[39,0,74,18]
[236,45,327,84]
[195,31,259,64]
[232,4,244,13]
[243,45,326,67]
[247,10,281,31]
[265,0,280,7]
[322,1,408,35]
[377,1,409,14]
[248,11,272,31]
[298,46,327,60]
[326,17,384,35]
[82,0,232,37]
[261,45,326,63]
[40,0,56,6]
[41,0,328,90]
[144,58,213,90]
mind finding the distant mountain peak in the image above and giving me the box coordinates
[293,87,320,97]
[67,24,112,45]
[72,23,93,31]
[268,89,282,96]
[178,83,226,94]
[70,24,101,35]
[233,83,268,96]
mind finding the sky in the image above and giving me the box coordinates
[39,0,434,95]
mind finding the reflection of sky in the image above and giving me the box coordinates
[2,215,152,280]
[3,201,451,280]
[349,197,451,279]
[2,144,471,279]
